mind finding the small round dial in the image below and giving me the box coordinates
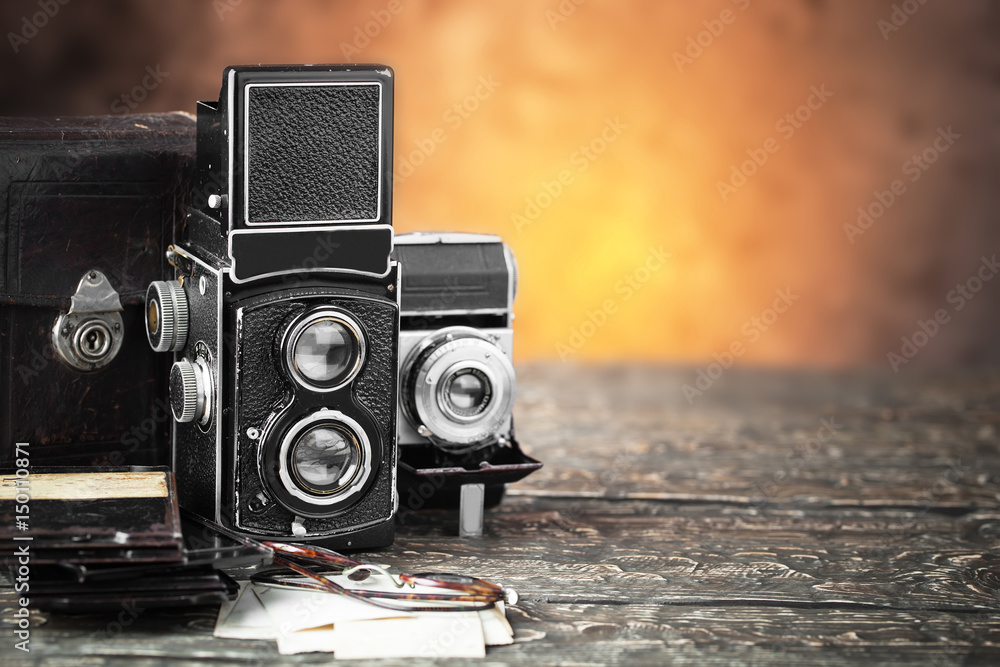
[146,280,189,353]
[169,358,212,425]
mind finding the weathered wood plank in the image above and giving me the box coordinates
[6,602,999,666]
[511,365,1000,508]
[387,498,1000,612]
[3,365,999,665]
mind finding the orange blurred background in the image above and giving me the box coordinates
[1,0,998,367]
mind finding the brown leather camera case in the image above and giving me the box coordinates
[0,113,195,467]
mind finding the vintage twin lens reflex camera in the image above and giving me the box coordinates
[144,65,399,549]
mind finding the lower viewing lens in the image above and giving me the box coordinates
[290,425,360,493]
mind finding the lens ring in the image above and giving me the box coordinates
[277,409,374,507]
[289,424,361,495]
[283,309,366,392]
[402,327,516,448]
[438,365,494,422]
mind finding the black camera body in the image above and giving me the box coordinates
[146,66,399,549]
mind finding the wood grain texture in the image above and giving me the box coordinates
[511,365,1000,509]
[2,365,999,665]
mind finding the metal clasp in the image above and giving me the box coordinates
[52,270,124,372]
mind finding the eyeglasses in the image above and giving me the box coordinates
[251,541,518,613]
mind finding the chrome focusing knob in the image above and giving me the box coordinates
[146,280,189,353]
[169,358,212,425]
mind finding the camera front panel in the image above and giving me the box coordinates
[397,326,514,450]
[231,287,398,539]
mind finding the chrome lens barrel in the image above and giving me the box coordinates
[401,326,515,450]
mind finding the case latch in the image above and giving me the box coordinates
[52,270,124,372]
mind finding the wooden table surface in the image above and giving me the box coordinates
[4,364,1000,665]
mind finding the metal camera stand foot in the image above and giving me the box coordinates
[458,483,486,537]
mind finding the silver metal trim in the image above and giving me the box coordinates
[459,483,486,538]
[226,68,236,233]
[281,309,366,393]
[502,242,517,310]
[400,307,509,318]
[242,81,383,227]
[193,343,215,429]
[226,224,394,284]
[276,409,374,507]
[393,232,502,245]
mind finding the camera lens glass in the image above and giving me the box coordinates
[443,368,492,418]
[290,424,361,495]
[287,313,364,390]
[403,327,517,450]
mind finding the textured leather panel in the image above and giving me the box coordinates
[172,259,222,520]
[0,113,195,304]
[246,85,380,223]
[232,288,398,537]
[10,182,172,302]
